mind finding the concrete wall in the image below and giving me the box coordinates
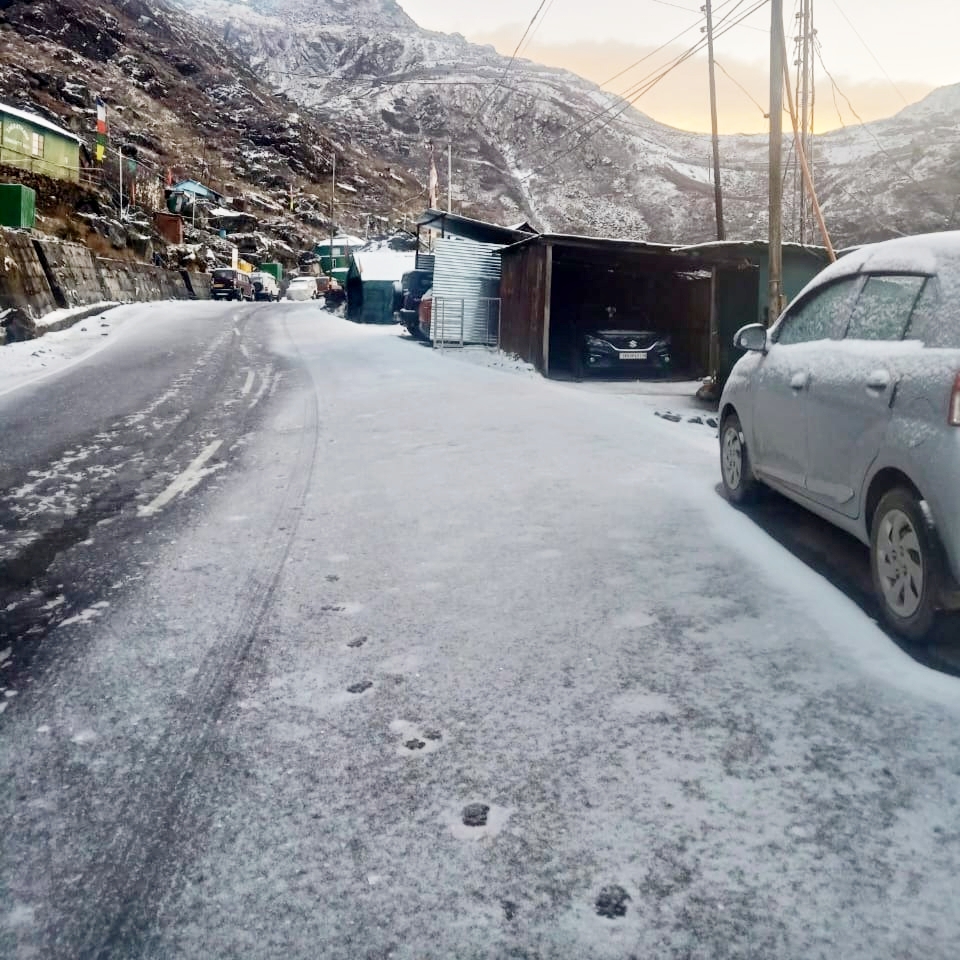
[33,238,102,308]
[1,227,200,341]
[182,271,211,300]
[95,258,189,304]
[0,229,58,320]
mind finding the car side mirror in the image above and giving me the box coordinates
[734,323,768,353]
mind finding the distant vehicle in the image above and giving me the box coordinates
[285,276,322,301]
[418,288,433,340]
[250,271,280,302]
[324,275,345,305]
[399,269,433,338]
[210,268,254,301]
[719,230,960,641]
[580,328,672,378]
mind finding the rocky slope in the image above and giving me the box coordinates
[0,0,418,260]
[177,0,960,246]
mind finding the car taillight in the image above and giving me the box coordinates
[950,373,960,426]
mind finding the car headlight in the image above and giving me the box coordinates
[585,336,608,349]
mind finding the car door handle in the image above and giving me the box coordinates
[866,370,891,391]
[790,371,809,391]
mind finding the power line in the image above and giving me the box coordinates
[827,0,909,107]
[648,0,768,30]
[472,0,554,119]
[517,0,558,58]
[714,59,768,117]
[517,0,769,182]
[614,0,750,103]
[813,38,951,223]
[601,0,741,88]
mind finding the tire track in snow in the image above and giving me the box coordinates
[61,317,320,959]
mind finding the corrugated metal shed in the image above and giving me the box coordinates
[431,237,502,344]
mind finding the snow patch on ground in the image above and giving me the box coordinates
[0,302,177,399]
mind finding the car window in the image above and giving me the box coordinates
[775,277,860,345]
[904,277,960,348]
[845,275,926,341]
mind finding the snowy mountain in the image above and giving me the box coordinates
[0,0,416,253]
[173,0,960,246]
[1,0,954,247]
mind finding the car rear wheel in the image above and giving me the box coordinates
[871,488,942,641]
[720,412,758,504]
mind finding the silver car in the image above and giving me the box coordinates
[719,231,960,640]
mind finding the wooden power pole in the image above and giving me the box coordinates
[704,0,725,241]
[768,0,785,324]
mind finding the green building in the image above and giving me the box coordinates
[314,235,364,287]
[0,103,82,183]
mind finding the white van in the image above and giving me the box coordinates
[250,272,280,302]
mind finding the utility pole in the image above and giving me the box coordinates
[768,0,785,324]
[703,0,725,241]
[330,152,336,275]
[118,144,124,221]
[447,143,453,214]
[798,0,809,242]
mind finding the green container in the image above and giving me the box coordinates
[0,183,36,229]
[260,261,283,282]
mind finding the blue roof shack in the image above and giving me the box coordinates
[170,179,223,202]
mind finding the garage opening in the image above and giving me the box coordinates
[547,245,713,380]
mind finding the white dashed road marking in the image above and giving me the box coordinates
[138,440,224,518]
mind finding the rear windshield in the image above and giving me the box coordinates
[212,269,236,280]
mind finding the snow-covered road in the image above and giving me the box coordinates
[2,308,960,958]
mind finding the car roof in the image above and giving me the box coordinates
[798,231,960,301]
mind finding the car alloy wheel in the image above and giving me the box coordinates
[875,508,924,619]
[870,488,942,640]
[722,428,743,489]
[719,412,757,504]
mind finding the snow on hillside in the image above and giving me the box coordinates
[178,0,960,246]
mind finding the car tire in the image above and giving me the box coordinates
[870,488,942,641]
[719,411,759,504]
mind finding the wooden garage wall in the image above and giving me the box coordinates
[499,244,547,372]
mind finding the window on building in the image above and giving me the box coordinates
[31,132,44,158]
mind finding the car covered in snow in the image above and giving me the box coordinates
[719,231,960,641]
[250,271,280,302]
[580,328,672,378]
[210,268,254,301]
[285,276,323,301]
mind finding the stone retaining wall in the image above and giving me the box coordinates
[33,238,102,308]
[1,228,211,341]
[0,230,58,321]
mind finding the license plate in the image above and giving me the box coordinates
[619,351,648,360]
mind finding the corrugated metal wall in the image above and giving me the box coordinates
[431,237,502,343]
[415,252,435,273]
[500,244,547,371]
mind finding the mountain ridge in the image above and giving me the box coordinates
[176,0,960,246]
